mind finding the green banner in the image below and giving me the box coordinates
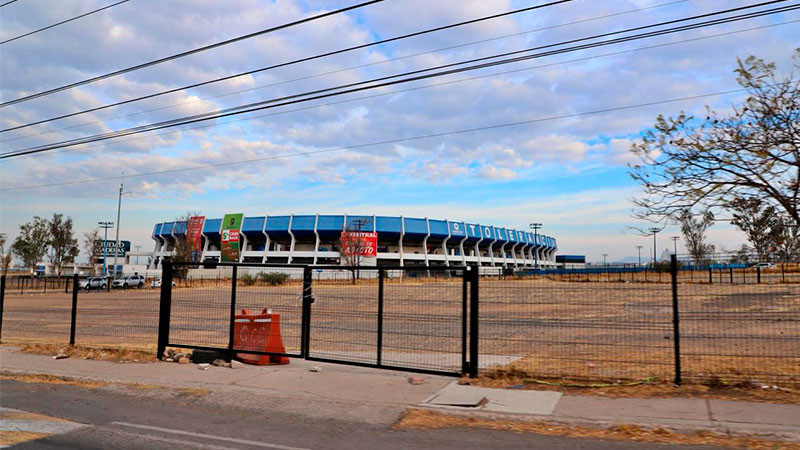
[220,213,243,262]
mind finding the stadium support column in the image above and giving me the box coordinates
[474,226,483,267]
[422,217,430,267]
[312,214,320,265]
[442,220,451,267]
[459,230,468,266]
[261,215,269,263]
[399,216,405,267]
[510,241,519,268]
[287,215,295,264]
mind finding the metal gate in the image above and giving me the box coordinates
[157,262,478,376]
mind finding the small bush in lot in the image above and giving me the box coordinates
[240,273,258,286]
[259,272,289,285]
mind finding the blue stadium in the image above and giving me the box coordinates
[150,214,557,269]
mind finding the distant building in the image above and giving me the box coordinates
[556,255,585,269]
[150,213,559,269]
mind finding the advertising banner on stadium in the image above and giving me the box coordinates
[221,213,243,262]
[186,215,205,262]
[93,240,130,258]
[340,231,377,257]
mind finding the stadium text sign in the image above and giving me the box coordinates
[221,213,243,262]
[93,240,130,257]
[340,231,377,256]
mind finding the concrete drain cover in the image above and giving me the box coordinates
[427,390,486,407]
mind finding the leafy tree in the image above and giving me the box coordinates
[728,197,780,263]
[732,244,753,266]
[11,216,49,275]
[48,213,80,277]
[0,233,12,276]
[83,228,101,275]
[630,50,800,225]
[679,210,715,267]
[773,221,800,263]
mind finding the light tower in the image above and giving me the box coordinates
[529,222,542,269]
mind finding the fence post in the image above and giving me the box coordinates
[69,274,79,346]
[0,275,5,342]
[377,268,384,367]
[708,268,712,284]
[301,266,313,359]
[226,265,238,363]
[65,277,69,293]
[156,261,173,360]
[757,267,761,284]
[729,267,733,284]
[670,255,682,386]
[468,266,479,378]
[461,268,469,375]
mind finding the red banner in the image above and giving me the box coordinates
[340,231,377,256]
[186,216,205,253]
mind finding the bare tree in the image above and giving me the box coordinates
[83,229,101,275]
[728,197,780,263]
[48,213,80,277]
[0,233,12,276]
[339,225,367,284]
[171,211,201,280]
[679,210,715,266]
[773,221,800,263]
[630,50,800,225]
[11,216,49,275]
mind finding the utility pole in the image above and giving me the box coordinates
[602,253,608,267]
[636,245,643,267]
[112,183,132,278]
[98,221,114,277]
[671,236,679,257]
[648,227,660,265]
[529,222,542,270]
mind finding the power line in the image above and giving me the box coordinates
[1,0,130,45]
[0,0,388,108]
[3,2,795,159]
[0,0,20,7]
[0,0,578,133]
[9,19,792,162]
[0,88,752,192]
[0,0,689,144]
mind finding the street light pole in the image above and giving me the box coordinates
[648,227,660,265]
[98,221,114,276]
[529,222,542,270]
[636,245,643,267]
[351,218,368,279]
[602,253,608,267]
[671,236,679,256]
[112,183,132,279]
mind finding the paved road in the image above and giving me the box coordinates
[0,380,722,450]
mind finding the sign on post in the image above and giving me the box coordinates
[93,240,131,258]
[221,213,243,262]
[340,231,377,256]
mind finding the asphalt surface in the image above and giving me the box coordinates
[0,380,724,450]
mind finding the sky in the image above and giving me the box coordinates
[0,0,798,264]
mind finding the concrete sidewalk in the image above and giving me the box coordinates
[1,346,798,442]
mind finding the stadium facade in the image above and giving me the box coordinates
[149,214,557,269]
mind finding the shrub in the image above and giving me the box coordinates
[259,272,289,285]
[240,273,258,286]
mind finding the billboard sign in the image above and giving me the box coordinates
[340,231,377,257]
[186,216,205,262]
[221,213,244,262]
[94,240,130,258]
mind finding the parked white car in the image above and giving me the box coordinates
[79,277,108,291]
[112,275,145,289]
[750,262,776,269]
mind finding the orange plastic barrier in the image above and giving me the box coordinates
[233,308,290,365]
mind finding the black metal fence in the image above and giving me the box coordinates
[0,256,797,386]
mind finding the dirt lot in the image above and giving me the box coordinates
[2,274,798,387]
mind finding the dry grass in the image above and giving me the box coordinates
[16,343,157,362]
[470,371,800,404]
[396,409,799,449]
[0,373,107,388]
